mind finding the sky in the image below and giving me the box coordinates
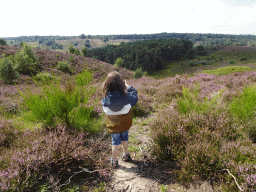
[1,0,256,38]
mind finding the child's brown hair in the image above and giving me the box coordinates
[103,71,127,98]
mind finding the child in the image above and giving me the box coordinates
[102,71,138,168]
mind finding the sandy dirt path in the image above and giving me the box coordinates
[108,158,160,192]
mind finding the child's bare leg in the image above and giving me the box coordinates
[121,141,128,155]
[112,145,119,162]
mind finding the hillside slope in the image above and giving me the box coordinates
[0,45,134,83]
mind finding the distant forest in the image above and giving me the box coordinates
[2,32,256,48]
[87,38,194,72]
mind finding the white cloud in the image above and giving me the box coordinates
[1,0,256,37]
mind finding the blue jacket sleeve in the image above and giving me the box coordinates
[127,86,138,107]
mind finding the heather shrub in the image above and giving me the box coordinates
[57,60,72,74]
[14,43,40,75]
[0,56,19,84]
[247,124,256,143]
[0,126,110,191]
[150,102,243,189]
[150,111,187,160]
[0,120,21,148]
[131,93,154,117]
[236,163,256,191]
[219,140,256,191]
[2,101,19,115]
[179,140,223,183]
[229,85,256,125]
[17,70,96,131]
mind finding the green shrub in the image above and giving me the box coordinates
[68,45,80,55]
[81,47,87,57]
[196,45,207,56]
[200,61,207,65]
[69,56,75,62]
[0,56,19,84]
[17,70,96,131]
[68,45,76,54]
[74,69,92,86]
[56,54,60,58]
[57,61,72,74]
[74,49,80,55]
[188,60,196,66]
[14,43,40,75]
[177,85,223,115]
[240,57,247,62]
[114,57,124,68]
[34,72,53,81]
[229,60,235,64]
[229,85,256,125]
[133,67,146,79]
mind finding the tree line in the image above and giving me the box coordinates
[87,38,193,72]
[2,32,256,52]
[2,32,256,45]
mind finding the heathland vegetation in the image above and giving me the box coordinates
[0,35,256,191]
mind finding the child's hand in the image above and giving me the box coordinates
[125,80,129,87]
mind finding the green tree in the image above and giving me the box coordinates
[74,48,80,55]
[196,45,207,55]
[81,47,87,57]
[0,55,19,84]
[14,43,40,75]
[68,45,80,55]
[79,34,86,39]
[68,45,76,54]
[19,42,25,47]
[84,42,91,48]
[0,39,7,46]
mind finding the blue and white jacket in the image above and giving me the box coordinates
[102,86,138,133]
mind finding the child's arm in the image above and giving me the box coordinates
[125,80,138,106]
